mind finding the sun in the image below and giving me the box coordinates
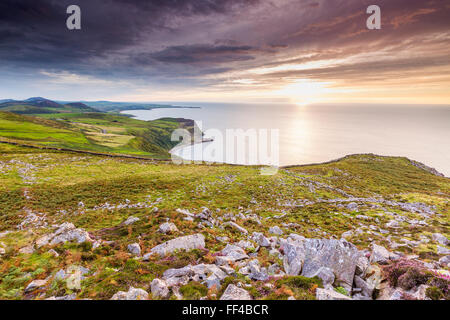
[273,79,331,105]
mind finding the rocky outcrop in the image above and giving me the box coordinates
[316,288,351,300]
[111,287,148,300]
[158,222,178,234]
[220,284,252,300]
[36,222,92,248]
[147,234,205,257]
[281,237,360,292]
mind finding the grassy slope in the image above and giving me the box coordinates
[0,111,194,159]
[0,144,448,299]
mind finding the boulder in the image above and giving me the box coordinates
[355,255,370,277]
[123,216,140,226]
[163,265,194,279]
[222,222,248,234]
[432,233,449,246]
[158,222,178,234]
[151,279,170,299]
[437,246,450,255]
[37,223,92,247]
[219,244,249,263]
[370,244,399,264]
[149,234,205,257]
[220,284,252,300]
[111,287,148,300]
[315,288,351,300]
[438,255,450,267]
[269,226,283,235]
[354,275,374,298]
[19,245,35,254]
[128,243,141,256]
[25,279,47,293]
[252,232,270,247]
[311,267,335,288]
[281,238,361,292]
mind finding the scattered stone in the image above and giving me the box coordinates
[311,267,335,288]
[19,245,35,254]
[25,280,47,293]
[438,255,450,267]
[222,222,248,234]
[123,216,140,226]
[316,288,351,300]
[354,275,374,298]
[252,232,270,247]
[158,222,178,234]
[432,233,449,246]
[269,226,283,235]
[128,243,141,256]
[36,223,92,248]
[437,245,450,255]
[111,287,148,300]
[149,234,205,257]
[151,279,170,299]
[370,243,399,264]
[281,238,360,292]
[220,284,252,300]
[48,249,59,257]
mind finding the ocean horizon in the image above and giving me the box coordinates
[123,102,450,177]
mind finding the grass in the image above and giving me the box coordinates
[0,142,448,300]
[0,111,197,159]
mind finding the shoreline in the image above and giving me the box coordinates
[1,138,446,178]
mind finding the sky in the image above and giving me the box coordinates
[0,0,449,104]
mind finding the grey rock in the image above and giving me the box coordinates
[269,226,283,235]
[281,238,360,292]
[370,244,399,264]
[19,245,35,254]
[150,234,205,257]
[158,222,178,234]
[438,255,450,267]
[123,216,140,226]
[432,233,449,246]
[252,232,270,247]
[111,287,148,300]
[220,284,252,300]
[354,275,374,298]
[55,269,67,281]
[163,265,194,279]
[311,267,335,287]
[151,279,170,299]
[127,243,141,256]
[355,255,370,277]
[316,288,351,300]
[437,245,450,255]
[25,279,47,293]
[221,222,248,234]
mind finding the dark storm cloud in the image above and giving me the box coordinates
[0,0,259,70]
[0,0,449,94]
[147,44,257,64]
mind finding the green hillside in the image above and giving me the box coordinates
[0,144,448,300]
[0,111,196,159]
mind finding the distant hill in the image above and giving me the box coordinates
[63,100,199,112]
[0,97,99,114]
[0,111,197,159]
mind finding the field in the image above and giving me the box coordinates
[0,142,448,300]
[0,111,196,159]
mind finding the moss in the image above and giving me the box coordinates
[425,286,444,300]
[179,282,208,300]
[334,287,349,296]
